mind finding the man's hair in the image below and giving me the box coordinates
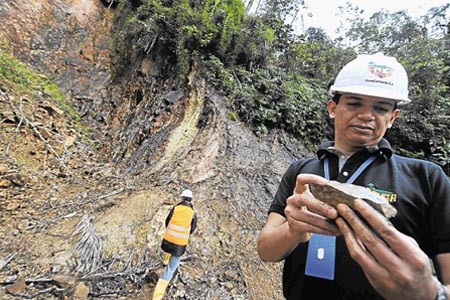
[332,94,341,104]
[331,93,398,111]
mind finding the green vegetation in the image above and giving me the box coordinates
[341,5,450,164]
[0,50,79,122]
[433,138,450,175]
[111,0,245,81]
[231,66,328,147]
[110,0,450,172]
[0,50,96,145]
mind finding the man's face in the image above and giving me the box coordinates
[327,93,400,154]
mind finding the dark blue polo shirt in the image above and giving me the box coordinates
[269,139,450,300]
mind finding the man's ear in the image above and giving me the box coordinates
[327,99,337,119]
[388,109,401,128]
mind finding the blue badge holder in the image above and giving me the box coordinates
[305,234,336,280]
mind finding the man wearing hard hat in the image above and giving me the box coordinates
[257,53,450,299]
[152,189,197,300]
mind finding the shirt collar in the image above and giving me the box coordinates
[316,138,393,160]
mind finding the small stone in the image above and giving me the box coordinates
[5,174,26,187]
[0,164,9,175]
[0,179,12,188]
[64,135,77,148]
[52,273,77,288]
[6,277,26,295]
[1,111,17,123]
[71,282,89,299]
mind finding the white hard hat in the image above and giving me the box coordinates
[181,189,193,198]
[329,53,411,105]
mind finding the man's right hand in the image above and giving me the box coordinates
[257,174,340,262]
[284,173,341,242]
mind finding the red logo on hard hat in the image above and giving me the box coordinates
[368,62,393,78]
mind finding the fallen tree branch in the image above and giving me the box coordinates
[6,287,63,299]
[4,94,25,156]
[0,252,17,271]
[72,215,104,273]
[0,276,53,286]
[2,91,69,172]
[1,248,160,298]
[43,175,130,212]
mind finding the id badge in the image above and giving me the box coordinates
[305,234,336,280]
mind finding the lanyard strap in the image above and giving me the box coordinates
[324,155,376,182]
[305,154,377,281]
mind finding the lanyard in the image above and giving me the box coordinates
[305,155,376,280]
[324,155,377,184]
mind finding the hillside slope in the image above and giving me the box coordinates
[0,1,311,299]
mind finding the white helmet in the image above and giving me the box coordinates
[181,189,193,199]
[329,53,411,105]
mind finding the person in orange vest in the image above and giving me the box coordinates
[152,189,197,300]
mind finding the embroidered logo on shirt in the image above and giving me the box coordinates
[367,183,397,203]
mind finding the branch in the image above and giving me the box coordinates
[6,287,63,299]
[72,215,104,273]
[0,252,17,271]
[4,96,25,156]
[2,91,70,172]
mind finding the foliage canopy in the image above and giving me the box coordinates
[111,0,450,172]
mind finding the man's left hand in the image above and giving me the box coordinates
[336,199,440,300]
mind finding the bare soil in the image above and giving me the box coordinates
[0,1,310,299]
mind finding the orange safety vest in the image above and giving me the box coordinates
[163,205,195,246]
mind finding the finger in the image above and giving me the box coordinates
[337,203,404,269]
[294,173,328,194]
[299,210,340,235]
[353,199,419,256]
[336,216,395,290]
[306,196,339,219]
[355,236,367,251]
[336,217,386,276]
[288,214,340,236]
[285,200,340,235]
[294,174,337,219]
[287,192,338,221]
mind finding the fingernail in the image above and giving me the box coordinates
[353,199,365,209]
[336,203,346,212]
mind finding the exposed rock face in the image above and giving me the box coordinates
[0,0,112,127]
[0,1,311,299]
